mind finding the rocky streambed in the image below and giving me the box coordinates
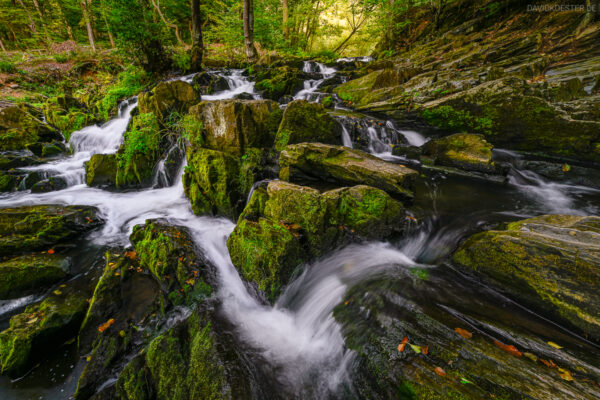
[0,58,599,400]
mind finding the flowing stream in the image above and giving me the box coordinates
[1,66,600,399]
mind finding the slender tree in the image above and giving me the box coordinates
[243,0,258,62]
[16,0,37,34]
[0,38,6,52]
[81,0,96,51]
[282,0,289,40]
[190,0,204,71]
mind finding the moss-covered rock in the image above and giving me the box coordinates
[0,205,103,258]
[115,112,162,189]
[188,99,282,155]
[43,95,94,141]
[138,80,200,121]
[0,254,69,299]
[453,215,600,338]
[253,66,304,101]
[76,220,213,399]
[422,133,498,174]
[0,103,62,151]
[274,100,342,151]
[279,142,418,199]
[191,71,230,95]
[85,154,117,187]
[0,290,88,376]
[183,146,270,219]
[0,172,17,192]
[228,181,406,302]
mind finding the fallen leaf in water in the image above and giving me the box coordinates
[493,340,522,357]
[409,344,421,354]
[98,318,115,333]
[124,251,137,260]
[455,328,473,339]
[53,290,62,296]
[47,249,55,254]
[540,359,557,368]
[547,341,563,349]
[421,346,429,355]
[434,367,446,376]
[558,368,574,381]
[523,352,538,362]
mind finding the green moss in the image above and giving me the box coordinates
[43,96,93,140]
[0,291,88,376]
[85,153,117,187]
[422,105,494,135]
[97,67,148,121]
[274,100,341,151]
[254,66,302,100]
[0,254,69,299]
[116,355,152,400]
[116,112,162,188]
[0,173,17,192]
[227,218,302,302]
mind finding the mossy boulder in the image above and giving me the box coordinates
[188,99,282,155]
[274,100,342,151]
[183,147,270,219]
[453,215,600,338]
[228,181,406,302]
[138,80,200,121]
[0,103,62,151]
[253,66,304,101]
[76,221,213,399]
[279,142,418,199]
[422,133,498,174]
[0,172,17,192]
[0,205,103,258]
[43,95,94,140]
[191,71,230,94]
[85,154,117,187]
[0,254,69,299]
[0,290,88,376]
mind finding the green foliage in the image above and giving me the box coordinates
[172,49,191,72]
[97,66,148,120]
[117,112,162,174]
[423,105,494,135]
[0,60,15,73]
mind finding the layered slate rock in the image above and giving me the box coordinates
[0,254,69,299]
[0,290,88,376]
[0,205,103,257]
[183,100,283,218]
[138,80,200,121]
[422,133,499,174]
[452,215,600,338]
[274,100,342,150]
[227,180,406,302]
[279,143,418,199]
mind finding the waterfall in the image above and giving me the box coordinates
[294,61,337,102]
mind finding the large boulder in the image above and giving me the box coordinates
[452,215,600,338]
[227,180,406,302]
[279,143,418,199]
[0,205,103,257]
[138,80,200,121]
[0,290,88,376]
[0,254,69,299]
[85,153,117,187]
[76,220,213,399]
[0,103,62,151]
[253,65,304,101]
[274,100,342,150]
[422,133,498,174]
[188,99,282,155]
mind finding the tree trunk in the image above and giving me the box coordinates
[31,0,51,44]
[16,0,37,34]
[100,0,115,47]
[333,27,358,54]
[243,0,258,62]
[151,0,186,47]
[81,0,96,51]
[0,38,6,52]
[283,0,289,40]
[190,0,204,72]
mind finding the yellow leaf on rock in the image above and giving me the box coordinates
[547,341,563,349]
[558,368,574,381]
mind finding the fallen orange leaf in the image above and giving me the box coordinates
[421,346,429,355]
[455,328,472,339]
[398,343,406,352]
[124,251,137,260]
[493,340,522,357]
[435,367,446,376]
[47,249,55,254]
[98,318,115,333]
